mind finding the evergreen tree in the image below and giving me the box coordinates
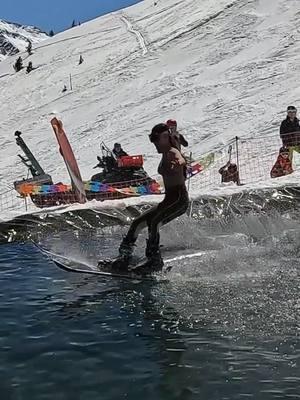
[49,30,55,37]
[13,56,23,72]
[26,62,33,74]
[26,41,32,55]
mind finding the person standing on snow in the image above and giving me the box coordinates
[280,106,300,161]
[166,119,189,150]
[99,123,189,274]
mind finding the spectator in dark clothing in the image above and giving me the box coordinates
[219,162,240,185]
[270,146,293,178]
[280,106,300,163]
[166,119,188,150]
[280,105,300,147]
[112,143,128,158]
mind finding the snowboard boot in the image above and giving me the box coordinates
[98,239,135,272]
[132,241,164,275]
[111,239,135,271]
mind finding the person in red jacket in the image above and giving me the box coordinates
[270,147,293,178]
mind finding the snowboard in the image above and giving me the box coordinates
[34,243,204,281]
[34,243,167,281]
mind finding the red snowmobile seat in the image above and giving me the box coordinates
[117,155,144,168]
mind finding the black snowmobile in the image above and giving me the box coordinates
[91,142,153,185]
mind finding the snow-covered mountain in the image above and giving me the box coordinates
[0,0,300,218]
[0,19,48,61]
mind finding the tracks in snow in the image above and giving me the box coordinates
[120,15,148,56]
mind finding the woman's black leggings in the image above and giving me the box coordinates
[124,185,189,253]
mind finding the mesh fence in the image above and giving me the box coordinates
[189,133,297,193]
[0,189,36,215]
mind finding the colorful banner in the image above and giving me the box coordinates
[17,181,162,197]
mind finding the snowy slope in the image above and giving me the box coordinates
[0,20,48,61]
[0,0,300,213]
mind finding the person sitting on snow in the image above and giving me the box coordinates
[219,162,240,185]
[270,146,293,178]
[112,143,128,158]
[166,119,188,150]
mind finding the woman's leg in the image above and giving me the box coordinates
[118,205,158,256]
[146,189,189,258]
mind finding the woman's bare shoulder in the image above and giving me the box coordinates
[168,147,181,157]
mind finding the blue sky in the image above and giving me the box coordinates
[1,0,141,33]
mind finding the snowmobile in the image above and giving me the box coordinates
[91,142,153,186]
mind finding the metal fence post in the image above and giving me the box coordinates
[235,136,240,174]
